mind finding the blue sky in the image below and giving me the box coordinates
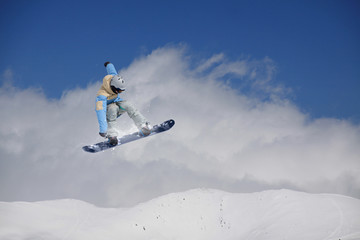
[1,0,359,121]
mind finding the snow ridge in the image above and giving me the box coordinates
[1,188,360,240]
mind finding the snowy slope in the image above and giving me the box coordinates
[1,189,360,240]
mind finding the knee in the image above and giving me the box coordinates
[119,101,136,112]
[107,104,119,121]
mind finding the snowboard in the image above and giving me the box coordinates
[82,119,175,153]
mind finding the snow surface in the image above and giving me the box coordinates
[1,189,360,240]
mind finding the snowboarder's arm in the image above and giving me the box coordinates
[95,95,108,134]
[95,61,117,135]
[104,62,117,76]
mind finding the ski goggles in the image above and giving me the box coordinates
[111,86,125,94]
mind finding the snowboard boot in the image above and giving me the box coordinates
[140,122,152,136]
[108,136,118,146]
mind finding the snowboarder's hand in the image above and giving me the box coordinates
[99,132,107,138]
[104,62,111,67]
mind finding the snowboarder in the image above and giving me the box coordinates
[95,62,151,146]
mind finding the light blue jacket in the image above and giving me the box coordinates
[95,63,123,133]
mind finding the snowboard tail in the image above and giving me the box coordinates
[82,119,175,153]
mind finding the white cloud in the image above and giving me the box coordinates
[0,46,359,207]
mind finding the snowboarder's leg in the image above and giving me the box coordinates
[106,103,120,145]
[117,101,151,136]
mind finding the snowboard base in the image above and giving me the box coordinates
[82,119,175,153]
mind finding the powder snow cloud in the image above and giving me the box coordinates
[0,46,359,207]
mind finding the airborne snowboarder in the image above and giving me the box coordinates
[82,61,174,153]
[95,62,152,146]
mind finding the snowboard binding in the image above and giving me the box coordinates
[108,136,118,146]
[139,122,152,136]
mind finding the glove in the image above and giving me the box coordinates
[99,132,107,138]
[104,62,111,67]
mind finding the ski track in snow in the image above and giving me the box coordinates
[0,189,360,240]
[326,199,344,239]
[62,201,83,240]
